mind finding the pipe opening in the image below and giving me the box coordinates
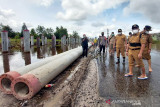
[1,78,12,91]
[14,82,29,97]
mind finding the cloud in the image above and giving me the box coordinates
[40,0,54,7]
[29,0,54,7]
[74,21,85,26]
[68,25,82,33]
[112,18,116,22]
[0,8,32,31]
[91,22,105,27]
[0,9,15,17]
[150,28,160,34]
[123,0,160,23]
[57,0,129,21]
[100,25,116,31]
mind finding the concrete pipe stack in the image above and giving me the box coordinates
[0,43,91,100]
[0,47,81,94]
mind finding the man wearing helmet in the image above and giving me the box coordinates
[125,24,148,79]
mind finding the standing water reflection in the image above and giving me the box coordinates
[0,44,81,74]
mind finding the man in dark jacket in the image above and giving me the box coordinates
[81,34,89,57]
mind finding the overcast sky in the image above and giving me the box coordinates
[0,0,160,37]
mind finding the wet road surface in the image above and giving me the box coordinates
[97,44,160,107]
[0,44,80,74]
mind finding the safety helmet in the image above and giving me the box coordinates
[132,24,139,29]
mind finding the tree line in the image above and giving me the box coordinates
[0,23,80,39]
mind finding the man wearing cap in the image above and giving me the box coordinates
[98,32,107,54]
[125,24,147,79]
[114,29,127,64]
[109,32,115,56]
[142,25,153,72]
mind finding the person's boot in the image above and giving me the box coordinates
[116,57,120,64]
[122,57,125,64]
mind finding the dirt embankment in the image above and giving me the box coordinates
[71,59,108,107]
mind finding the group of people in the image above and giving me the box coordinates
[81,24,153,80]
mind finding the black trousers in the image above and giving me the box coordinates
[100,45,105,53]
[83,46,88,57]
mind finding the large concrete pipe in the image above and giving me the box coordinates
[1,31,8,52]
[11,44,90,100]
[0,47,81,94]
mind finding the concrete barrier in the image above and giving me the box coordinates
[11,43,91,100]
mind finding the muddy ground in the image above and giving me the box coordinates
[72,59,109,107]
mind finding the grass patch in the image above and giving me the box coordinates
[0,38,61,44]
[152,40,160,44]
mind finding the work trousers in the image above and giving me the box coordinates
[83,46,88,57]
[100,45,105,53]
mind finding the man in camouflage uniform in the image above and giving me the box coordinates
[114,29,127,64]
[142,25,153,72]
[109,32,115,56]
